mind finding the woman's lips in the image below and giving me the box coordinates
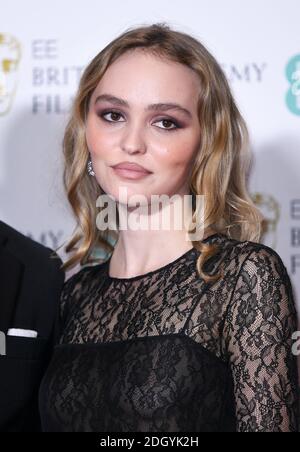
[112,167,152,180]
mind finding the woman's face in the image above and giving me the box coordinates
[85,49,201,206]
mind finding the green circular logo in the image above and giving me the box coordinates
[286,54,300,116]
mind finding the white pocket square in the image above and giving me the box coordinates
[7,328,38,338]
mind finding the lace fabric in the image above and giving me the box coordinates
[38,233,299,432]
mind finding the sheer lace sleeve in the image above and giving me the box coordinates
[56,267,91,345]
[223,247,299,432]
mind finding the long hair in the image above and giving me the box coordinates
[56,22,264,283]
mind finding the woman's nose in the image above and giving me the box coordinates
[120,122,147,154]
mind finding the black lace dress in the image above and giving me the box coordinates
[38,233,299,432]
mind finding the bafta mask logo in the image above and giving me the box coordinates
[252,192,280,249]
[285,54,300,116]
[0,33,22,116]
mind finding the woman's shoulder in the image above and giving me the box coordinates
[62,260,107,292]
[223,238,295,315]
[217,237,297,332]
[60,262,108,308]
[219,234,290,278]
[59,261,108,322]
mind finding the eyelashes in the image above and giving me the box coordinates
[96,109,182,132]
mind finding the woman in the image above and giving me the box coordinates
[38,23,299,432]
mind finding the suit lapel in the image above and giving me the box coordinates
[0,233,24,334]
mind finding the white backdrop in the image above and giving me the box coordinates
[1,1,299,370]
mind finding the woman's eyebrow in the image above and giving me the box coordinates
[94,93,192,119]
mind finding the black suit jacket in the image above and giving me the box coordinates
[0,220,65,431]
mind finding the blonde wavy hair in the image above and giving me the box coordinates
[56,22,264,283]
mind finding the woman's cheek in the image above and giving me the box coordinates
[158,146,192,170]
[86,129,111,158]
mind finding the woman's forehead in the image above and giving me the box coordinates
[93,53,200,111]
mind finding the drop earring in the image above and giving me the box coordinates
[87,159,95,176]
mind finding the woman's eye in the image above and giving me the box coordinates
[154,119,179,131]
[101,111,124,122]
[98,110,180,132]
